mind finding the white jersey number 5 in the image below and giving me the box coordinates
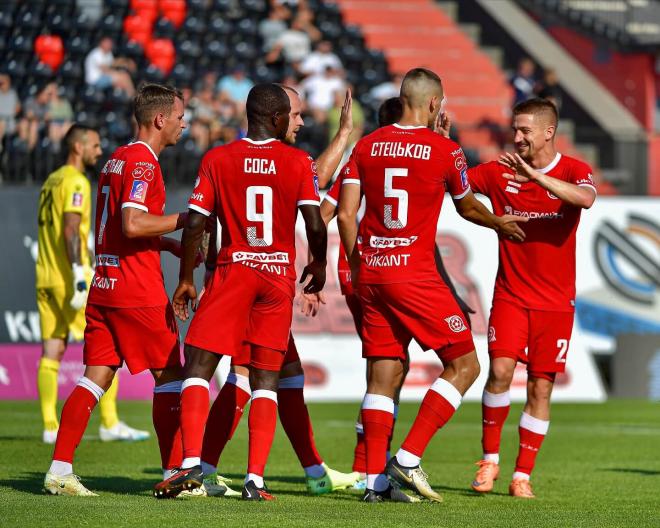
[246,186,273,246]
[384,168,408,229]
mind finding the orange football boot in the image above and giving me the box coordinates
[509,478,535,498]
[471,460,500,493]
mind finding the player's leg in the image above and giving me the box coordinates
[97,374,151,442]
[36,287,67,443]
[278,337,361,493]
[390,346,478,502]
[344,293,368,477]
[510,308,571,498]
[201,361,252,477]
[509,373,553,499]
[380,280,477,501]
[44,364,117,496]
[472,300,528,493]
[243,348,284,501]
[151,365,184,481]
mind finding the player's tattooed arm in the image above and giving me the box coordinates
[315,89,353,187]
[63,212,82,266]
[171,211,206,320]
[499,152,596,209]
[122,208,187,238]
[337,181,361,280]
[454,190,528,242]
[299,204,327,294]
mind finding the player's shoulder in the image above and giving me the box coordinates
[201,141,232,164]
[277,142,316,169]
[471,160,502,174]
[123,141,159,163]
[558,153,593,174]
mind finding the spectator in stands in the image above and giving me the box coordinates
[17,82,55,151]
[510,57,536,105]
[84,37,135,96]
[537,68,562,112]
[217,66,254,107]
[189,86,218,126]
[267,13,318,66]
[259,5,289,52]
[0,74,20,148]
[300,40,343,77]
[369,73,404,104]
[77,0,103,22]
[301,65,346,123]
[47,86,74,150]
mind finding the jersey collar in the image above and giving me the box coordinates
[537,152,561,174]
[393,123,427,130]
[130,141,159,161]
[242,138,278,145]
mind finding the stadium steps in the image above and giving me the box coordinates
[334,0,512,160]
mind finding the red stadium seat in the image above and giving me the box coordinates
[124,13,153,46]
[160,0,186,29]
[146,38,175,74]
[34,34,64,71]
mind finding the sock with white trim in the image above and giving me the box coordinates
[513,412,549,478]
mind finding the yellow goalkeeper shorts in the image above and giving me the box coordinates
[37,286,86,342]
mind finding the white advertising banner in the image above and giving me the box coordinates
[278,196,659,402]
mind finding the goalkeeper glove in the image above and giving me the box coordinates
[70,263,88,310]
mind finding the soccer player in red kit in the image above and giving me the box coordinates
[469,98,596,499]
[154,84,327,500]
[322,97,474,481]
[193,86,358,497]
[338,68,527,503]
[44,84,189,496]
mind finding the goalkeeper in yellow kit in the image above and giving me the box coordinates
[36,124,149,443]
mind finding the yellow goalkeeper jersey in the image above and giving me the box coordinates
[36,164,92,289]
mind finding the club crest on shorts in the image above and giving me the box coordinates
[488,326,496,342]
[445,315,467,333]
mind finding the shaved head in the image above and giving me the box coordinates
[400,68,443,108]
[513,98,558,131]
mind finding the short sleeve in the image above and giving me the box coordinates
[120,157,159,213]
[323,160,353,206]
[297,155,321,207]
[445,145,470,199]
[188,153,216,216]
[467,163,491,196]
[341,150,360,187]
[568,162,597,195]
[62,174,90,215]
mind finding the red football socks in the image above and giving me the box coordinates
[52,378,104,463]
[481,390,511,457]
[201,375,251,468]
[352,422,367,473]
[180,378,210,463]
[247,390,278,476]
[361,394,395,477]
[152,382,183,470]
[514,412,549,477]
[278,377,323,468]
[401,378,461,458]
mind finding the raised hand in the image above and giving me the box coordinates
[434,111,451,139]
[499,152,538,183]
[299,291,326,317]
[338,89,353,135]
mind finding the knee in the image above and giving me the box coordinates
[489,361,514,388]
[528,379,553,405]
[461,356,481,385]
[279,360,304,379]
[250,368,279,392]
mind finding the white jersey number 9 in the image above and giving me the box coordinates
[246,186,273,246]
[384,168,408,229]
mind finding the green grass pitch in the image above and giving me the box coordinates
[1,400,658,527]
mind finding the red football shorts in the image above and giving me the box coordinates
[488,297,575,376]
[358,279,475,364]
[344,292,363,337]
[84,303,180,374]
[185,264,293,356]
[233,332,299,370]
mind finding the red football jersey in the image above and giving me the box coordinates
[188,137,320,298]
[346,124,470,285]
[88,141,169,308]
[323,159,364,295]
[468,153,596,312]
